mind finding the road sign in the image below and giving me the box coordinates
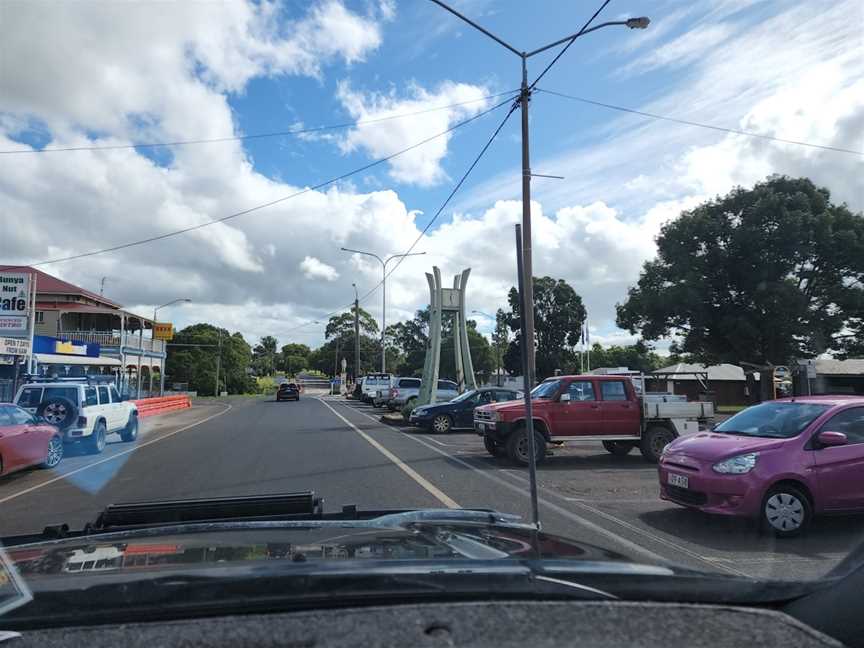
[797,359,817,379]
[153,322,174,340]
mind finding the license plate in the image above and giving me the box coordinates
[667,473,688,489]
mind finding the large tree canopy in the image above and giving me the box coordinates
[166,323,255,395]
[503,276,586,380]
[617,176,864,364]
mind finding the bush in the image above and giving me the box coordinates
[256,376,278,394]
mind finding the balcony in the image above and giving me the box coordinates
[61,330,165,354]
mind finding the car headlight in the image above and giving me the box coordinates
[712,452,758,474]
[491,411,500,421]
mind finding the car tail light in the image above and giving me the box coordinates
[77,416,87,427]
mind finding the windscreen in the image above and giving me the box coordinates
[1,0,861,627]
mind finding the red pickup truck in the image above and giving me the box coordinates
[473,374,714,465]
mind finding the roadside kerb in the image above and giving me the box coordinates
[132,395,191,418]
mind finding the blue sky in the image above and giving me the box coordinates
[1,0,861,350]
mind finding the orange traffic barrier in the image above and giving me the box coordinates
[132,395,191,418]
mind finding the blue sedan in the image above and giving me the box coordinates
[409,388,521,433]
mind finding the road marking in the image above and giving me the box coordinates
[496,465,749,577]
[317,398,459,509]
[0,403,233,505]
[333,402,668,565]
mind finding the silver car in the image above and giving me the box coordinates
[390,379,459,411]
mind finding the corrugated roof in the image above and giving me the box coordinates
[815,359,864,376]
[2,267,121,308]
[650,362,745,382]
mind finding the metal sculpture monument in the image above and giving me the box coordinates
[416,267,477,406]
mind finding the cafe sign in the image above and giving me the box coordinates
[0,272,31,338]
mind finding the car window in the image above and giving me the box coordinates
[0,406,13,426]
[567,381,596,401]
[399,378,421,388]
[17,387,43,408]
[110,385,122,402]
[600,380,628,401]
[477,391,492,404]
[493,390,517,402]
[45,387,79,404]
[98,386,110,405]
[84,387,98,407]
[9,407,33,425]
[821,407,864,445]
[438,381,457,390]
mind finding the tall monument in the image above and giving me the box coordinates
[416,267,477,406]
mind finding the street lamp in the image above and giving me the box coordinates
[152,298,191,396]
[340,247,426,373]
[431,1,649,389]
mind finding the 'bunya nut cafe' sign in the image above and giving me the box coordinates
[0,272,30,338]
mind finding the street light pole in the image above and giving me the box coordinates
[153,297,191,396]
[430,1,649,388]
[340,247,426,373]
[352,283,360,384]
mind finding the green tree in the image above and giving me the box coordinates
[616,176,864,364]
[252,335,279,376]
[489,308,510,383]
[584,340,665,373]
[502,276,586,380]
[325,305,378,339]
[166,324,255,396]
[278,343,310,374]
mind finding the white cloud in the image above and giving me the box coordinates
[617,22,737,76]
[300,256,339,281]
[335,80,493,186]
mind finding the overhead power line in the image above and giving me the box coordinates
[282,101,520,336]
[537,88,863,156]
[0,90,518,155]
[0,93,518,273]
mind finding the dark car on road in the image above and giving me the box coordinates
[276,383,301,401]
[410,387,521,433]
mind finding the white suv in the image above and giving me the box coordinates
[14,381,139,455]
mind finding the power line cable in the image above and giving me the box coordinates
[283,101,520,336]
[528,0,612,91]
[0,90,517,155]
[1,93,518,273]
[537,88,863,156]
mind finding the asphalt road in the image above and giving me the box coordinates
[2,395,863,583]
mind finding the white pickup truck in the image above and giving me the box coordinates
[15,380,139,455]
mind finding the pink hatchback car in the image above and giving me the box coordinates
[659,396,864,537]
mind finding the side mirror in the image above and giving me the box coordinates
[818,431,848,447]
[559,393,571,403]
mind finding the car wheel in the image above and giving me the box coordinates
[484,437,505,457]
[762,485,811,537]
[602,440,634,456]
[507,426,546,466]
[431,414,453,434]
[36,397,78,430]
[639,426,675,463]
[84,421,107,455]
[40,434,64,469]
[120,415,139,442]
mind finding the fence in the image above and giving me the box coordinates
[132,395,191,418]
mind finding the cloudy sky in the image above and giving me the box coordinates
[1,0,861,350]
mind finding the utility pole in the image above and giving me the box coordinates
[519,57,536,387]
[214,329,222,397]
[353,283,360,383]
[430,1,649,388]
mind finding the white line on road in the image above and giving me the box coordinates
[317,398,459,509]
[333,402,668,565]
[0,403,233,505]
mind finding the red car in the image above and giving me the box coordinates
[0,403,64,477]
